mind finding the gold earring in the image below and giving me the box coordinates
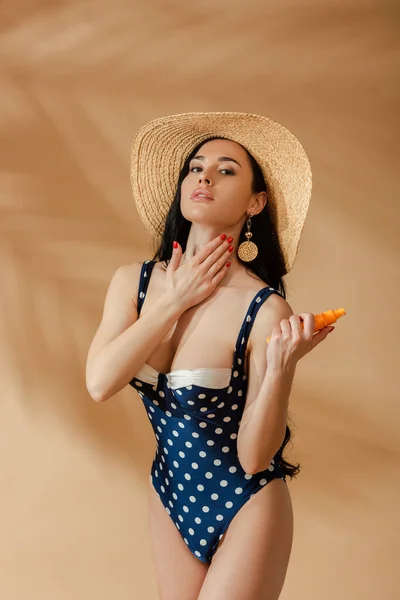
[237,213,258,262]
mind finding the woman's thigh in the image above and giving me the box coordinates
[147,480,209,600]
[197,478,294,600]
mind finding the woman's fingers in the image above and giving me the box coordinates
[297,313,315,338]
[310,326,334,350]
[276,313,332,350]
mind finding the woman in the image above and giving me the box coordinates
[86,112,334,600]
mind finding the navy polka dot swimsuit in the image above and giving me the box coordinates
[130,260,287,564]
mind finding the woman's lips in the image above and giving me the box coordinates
[190,189,214,201]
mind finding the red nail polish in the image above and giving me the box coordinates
[227,236,234,243]
[226,261,231,267]
[221,234,227,240]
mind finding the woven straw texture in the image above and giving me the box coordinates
[130,111,312,274]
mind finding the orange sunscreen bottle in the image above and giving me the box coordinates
[266,308,346,343]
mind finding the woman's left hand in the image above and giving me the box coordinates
[266,313,334,373]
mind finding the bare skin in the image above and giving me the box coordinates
[90,138,294,599]
[141,139,294,599]
[138,258,293,600]
[141,263,293,600]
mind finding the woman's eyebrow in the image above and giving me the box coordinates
[192,155,242,168]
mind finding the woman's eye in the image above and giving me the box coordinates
[189,166,234,175]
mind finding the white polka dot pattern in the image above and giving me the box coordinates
[131,260,286,564]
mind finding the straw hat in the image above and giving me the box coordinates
[130,111,312,274]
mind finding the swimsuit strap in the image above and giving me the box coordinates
[137,260,156,315]
[137,260,283,373]
[232,285,284,370]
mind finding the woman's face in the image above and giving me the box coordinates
[180,138,261,228]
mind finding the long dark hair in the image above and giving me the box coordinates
[150,137,300,479]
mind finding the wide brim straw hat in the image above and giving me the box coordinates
[130,111,312,275]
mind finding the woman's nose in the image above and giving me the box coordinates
[199,175,211,184]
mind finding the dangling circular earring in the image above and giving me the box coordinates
[237,213,258,262]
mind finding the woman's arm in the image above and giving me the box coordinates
[86,264,185,403]
[237,295,295,474]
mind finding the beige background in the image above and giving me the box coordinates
[1,1,399,598]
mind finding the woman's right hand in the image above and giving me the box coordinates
[165,234,235,311]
